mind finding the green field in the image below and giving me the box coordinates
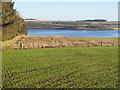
[2,47,118,88]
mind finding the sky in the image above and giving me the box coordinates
[13,0,119,2]
[14,1,118,21]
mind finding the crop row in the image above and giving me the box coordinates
[3,63,118,88]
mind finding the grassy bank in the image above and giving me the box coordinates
[2,36,118,44]
[2,46,118,88]
[73,37,118,41]
[2,35,118,50]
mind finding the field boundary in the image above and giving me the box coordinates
[2,35,118,50]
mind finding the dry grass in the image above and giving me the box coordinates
[2,35,118,50]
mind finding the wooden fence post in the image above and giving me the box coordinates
[100,41,102,46]
[112,40,114,46]
[20,43,24,49]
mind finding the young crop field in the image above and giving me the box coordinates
[2,46,119,88]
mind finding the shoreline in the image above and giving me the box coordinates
[28,28,116,30]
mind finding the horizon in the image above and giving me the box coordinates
[24,18,118,22]
[14,2,118,21]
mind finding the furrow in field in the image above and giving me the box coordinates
[3,61,77,87]
[3,63,117,88]
[22,65,118,88]
[43,66,118,88]
[66,70,118,88]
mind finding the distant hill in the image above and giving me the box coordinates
[25,18,37,20]
[77,19,107,22]
[26,20,117,30]
[85,19,107,22]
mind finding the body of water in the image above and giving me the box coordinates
[28,29,119,38]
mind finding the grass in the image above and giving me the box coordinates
[1,36,118,45]
[2,46,119,88]
[2,36,118,44]
[73,37,118,41]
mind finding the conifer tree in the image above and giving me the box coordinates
[0,2,2,40]
[1,1,28,41]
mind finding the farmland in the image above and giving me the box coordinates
[26,20,118,30]
[2,46,119,88]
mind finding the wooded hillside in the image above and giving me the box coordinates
[26,20,117,30]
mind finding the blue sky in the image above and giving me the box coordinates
[14,2,118,21]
